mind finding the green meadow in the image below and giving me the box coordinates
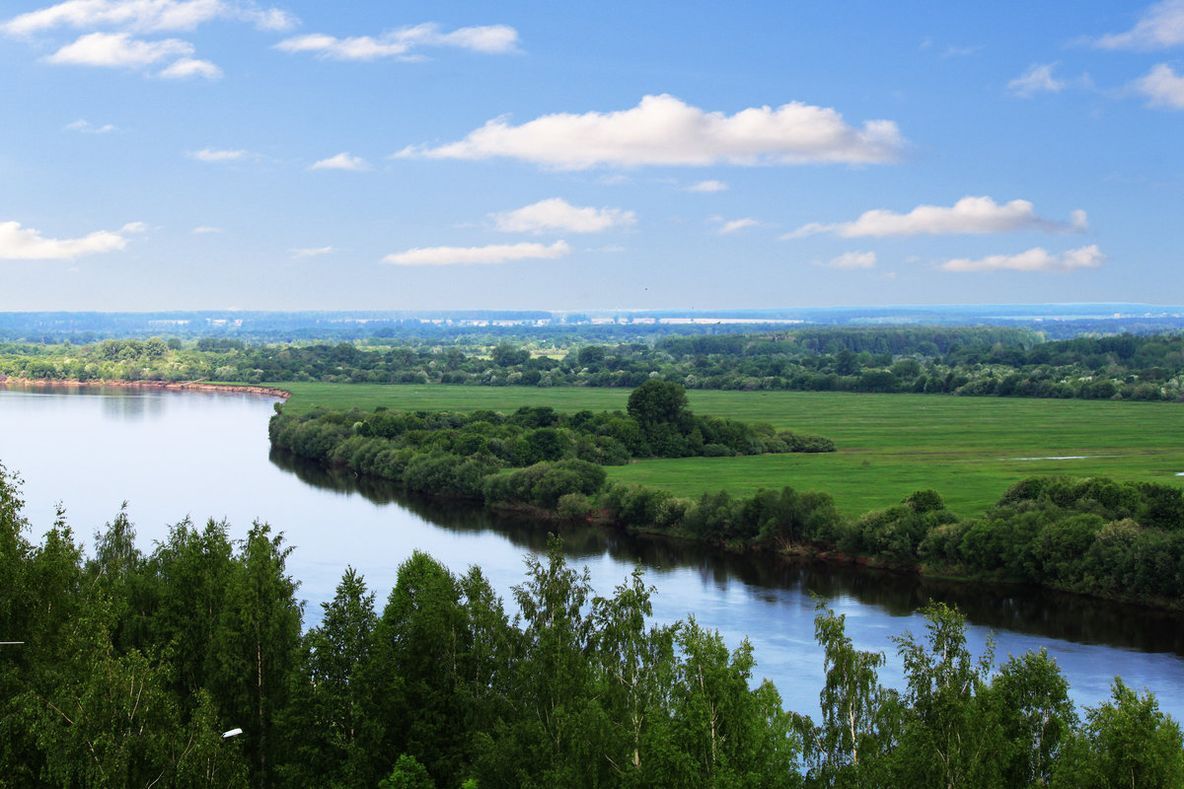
[274,382,1184,517]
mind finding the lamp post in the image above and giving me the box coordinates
[221,728,243,740]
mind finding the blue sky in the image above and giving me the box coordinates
[1,0,1183,311]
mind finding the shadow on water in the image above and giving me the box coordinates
[269,447,1184,658]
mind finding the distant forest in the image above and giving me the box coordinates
[3,326,1184,402]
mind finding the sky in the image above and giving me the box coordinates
[1,0,1183,311]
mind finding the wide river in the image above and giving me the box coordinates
[2,385,1182,720]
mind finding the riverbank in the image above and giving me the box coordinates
[0,376,291,399]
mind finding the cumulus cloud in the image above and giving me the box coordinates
[191,225,222,234]
[687,179,728,192]
[275,23,519,61]
[490,198,636,234]
[309,152,371,171]
[1093,0,1184,50]
[47,30,191,66]
[0,219,142,260]
[785,196,1087,239]
[823,250,877,269]
[396,94,905,170]
[1008,63,1066,97]
[384,240,571,266]
[1,0,297,36]
[940,244,1104,272]
[3,1,294,80]
[65,118,116,133]
[291,245,334,258]
[718,217,759,235]
[159,56,220,78]
[187,147,250,162]
[1134,63,1184,108]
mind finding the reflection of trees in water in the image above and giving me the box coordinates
[269,447,1184,657]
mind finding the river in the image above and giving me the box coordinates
[1,384,1182,720]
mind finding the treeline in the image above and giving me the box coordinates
[271,385,1184,610]
[4,328,1184,401]
[1,468,1181,787]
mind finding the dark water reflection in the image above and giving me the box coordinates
[2,384,1182,719]
[270,448,1184,659]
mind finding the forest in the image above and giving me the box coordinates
[3,327,1184,402]
[1,464,1181,788]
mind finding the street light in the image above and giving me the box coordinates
[221,728,243,740]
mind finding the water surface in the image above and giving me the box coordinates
[2,384,1181,719]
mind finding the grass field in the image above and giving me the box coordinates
[274,382,1184,517]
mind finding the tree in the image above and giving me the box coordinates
[364,552,468,786]
[278,567,377,787]
[664,618,803,787]
[213,522,303,786]
[588,567,676,780]
[807,604,899,785]
[888,602,1003,787]
[1053,678,1184,787]
[627,379,690,431]
[989,649,1076,787]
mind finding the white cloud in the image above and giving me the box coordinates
[47,31,191,67]
[275,23,519,61]
[1008,63,1066,97]
[0,219,142,260]
[385,240,571,266]
[187,147,250,162]
[1094,0,1184,50]
[687,179,728,193]
[823,250,877,269]
[291,246,334,258]
[191,225,222,234]
[718,217,759,235]
[65,118,116,133]
[940,244,1104,272]
[396,93,904,170]
[1,0,297,36]
[491,198,636,234]
[785,196,1087,239]
[1134,63,1184,108]
[159,55,220,78]
[309,152,371,171]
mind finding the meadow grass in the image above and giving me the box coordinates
[274,382,1184,516]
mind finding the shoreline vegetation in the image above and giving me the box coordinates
[269,381,1184,614]
[3,467,1181,786]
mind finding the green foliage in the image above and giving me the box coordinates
[0,462,1181,788]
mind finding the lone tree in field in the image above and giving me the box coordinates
[627,379,690,430]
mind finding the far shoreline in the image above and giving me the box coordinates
[0,376,291,400]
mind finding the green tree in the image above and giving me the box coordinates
[279,567,377,787]
[1052,678,1184,788]
[213,522,303,786]
[364,551,469,786]
[888,602,1003,787]
[806,604,900,785]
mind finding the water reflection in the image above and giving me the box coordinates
[269,447,1184,658]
